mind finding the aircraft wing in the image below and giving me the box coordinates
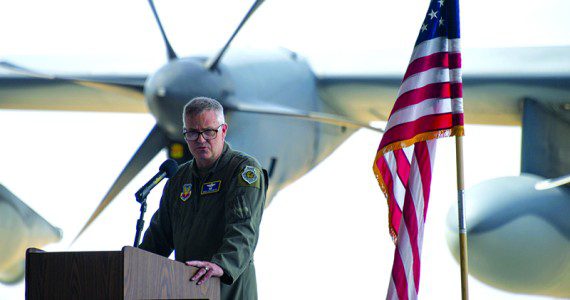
[318,74,570,181]
[0,72,147,113]
[317,76,400,124]
[317,46,570,127]
[317,61,570,180]
[318,75,570,127]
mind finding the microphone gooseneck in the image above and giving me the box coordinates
[135,159,178,203]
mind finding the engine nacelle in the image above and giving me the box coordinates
[446,174,570,298]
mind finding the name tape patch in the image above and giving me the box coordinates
[201,180,222,195]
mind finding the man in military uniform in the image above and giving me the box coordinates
[139,97,267,299]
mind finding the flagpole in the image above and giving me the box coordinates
[455,135,469,300]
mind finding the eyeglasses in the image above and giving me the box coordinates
[182,124,224,141]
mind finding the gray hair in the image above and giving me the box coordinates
[182,97,225,127]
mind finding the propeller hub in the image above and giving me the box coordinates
[144,58,233,139]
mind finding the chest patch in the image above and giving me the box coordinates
[180,183,192,201]
[201,180,222,195]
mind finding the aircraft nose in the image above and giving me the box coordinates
[445,174,570,298]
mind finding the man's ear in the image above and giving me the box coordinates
[221,123,228,138]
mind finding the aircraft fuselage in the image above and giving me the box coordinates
[144,49,355,200]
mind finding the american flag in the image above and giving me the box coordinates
[372,0,464,299]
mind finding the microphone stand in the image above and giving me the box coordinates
[133,195,147,248]
[130,159,178,248]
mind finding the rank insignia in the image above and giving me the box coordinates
[180,183,192,202]
[201,180,221,195]
[239,166,260,188]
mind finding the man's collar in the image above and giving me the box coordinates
[190,142,231,177]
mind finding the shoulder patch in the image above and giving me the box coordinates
[238,166,261,188]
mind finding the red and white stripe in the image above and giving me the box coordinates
[373,29,464,300]
[378,38,463,153]
[383,140,436,300]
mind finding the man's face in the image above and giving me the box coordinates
[184,110,227,169]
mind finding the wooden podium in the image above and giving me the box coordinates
[25,246,220,300]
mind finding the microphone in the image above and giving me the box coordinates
[135,159,179,203]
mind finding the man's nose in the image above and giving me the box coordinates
[196,133,207,143]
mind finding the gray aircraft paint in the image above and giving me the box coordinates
[446,174,570,298]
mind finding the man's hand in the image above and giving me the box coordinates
[185,260,224,285]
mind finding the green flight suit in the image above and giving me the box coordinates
[139,142,267,300]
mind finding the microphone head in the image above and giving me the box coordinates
[159,159,179,178]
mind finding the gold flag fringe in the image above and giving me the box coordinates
[372,125,464,244]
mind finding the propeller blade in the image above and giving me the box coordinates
[0,60,146,88]
[0,184,62,283]
[224,98,384,132]
[0,60,147,110]
[205,0,265,70]
[147,0,178,61]
[0,61,55,79]
[73,125,170,243]
[535,173,570,190]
